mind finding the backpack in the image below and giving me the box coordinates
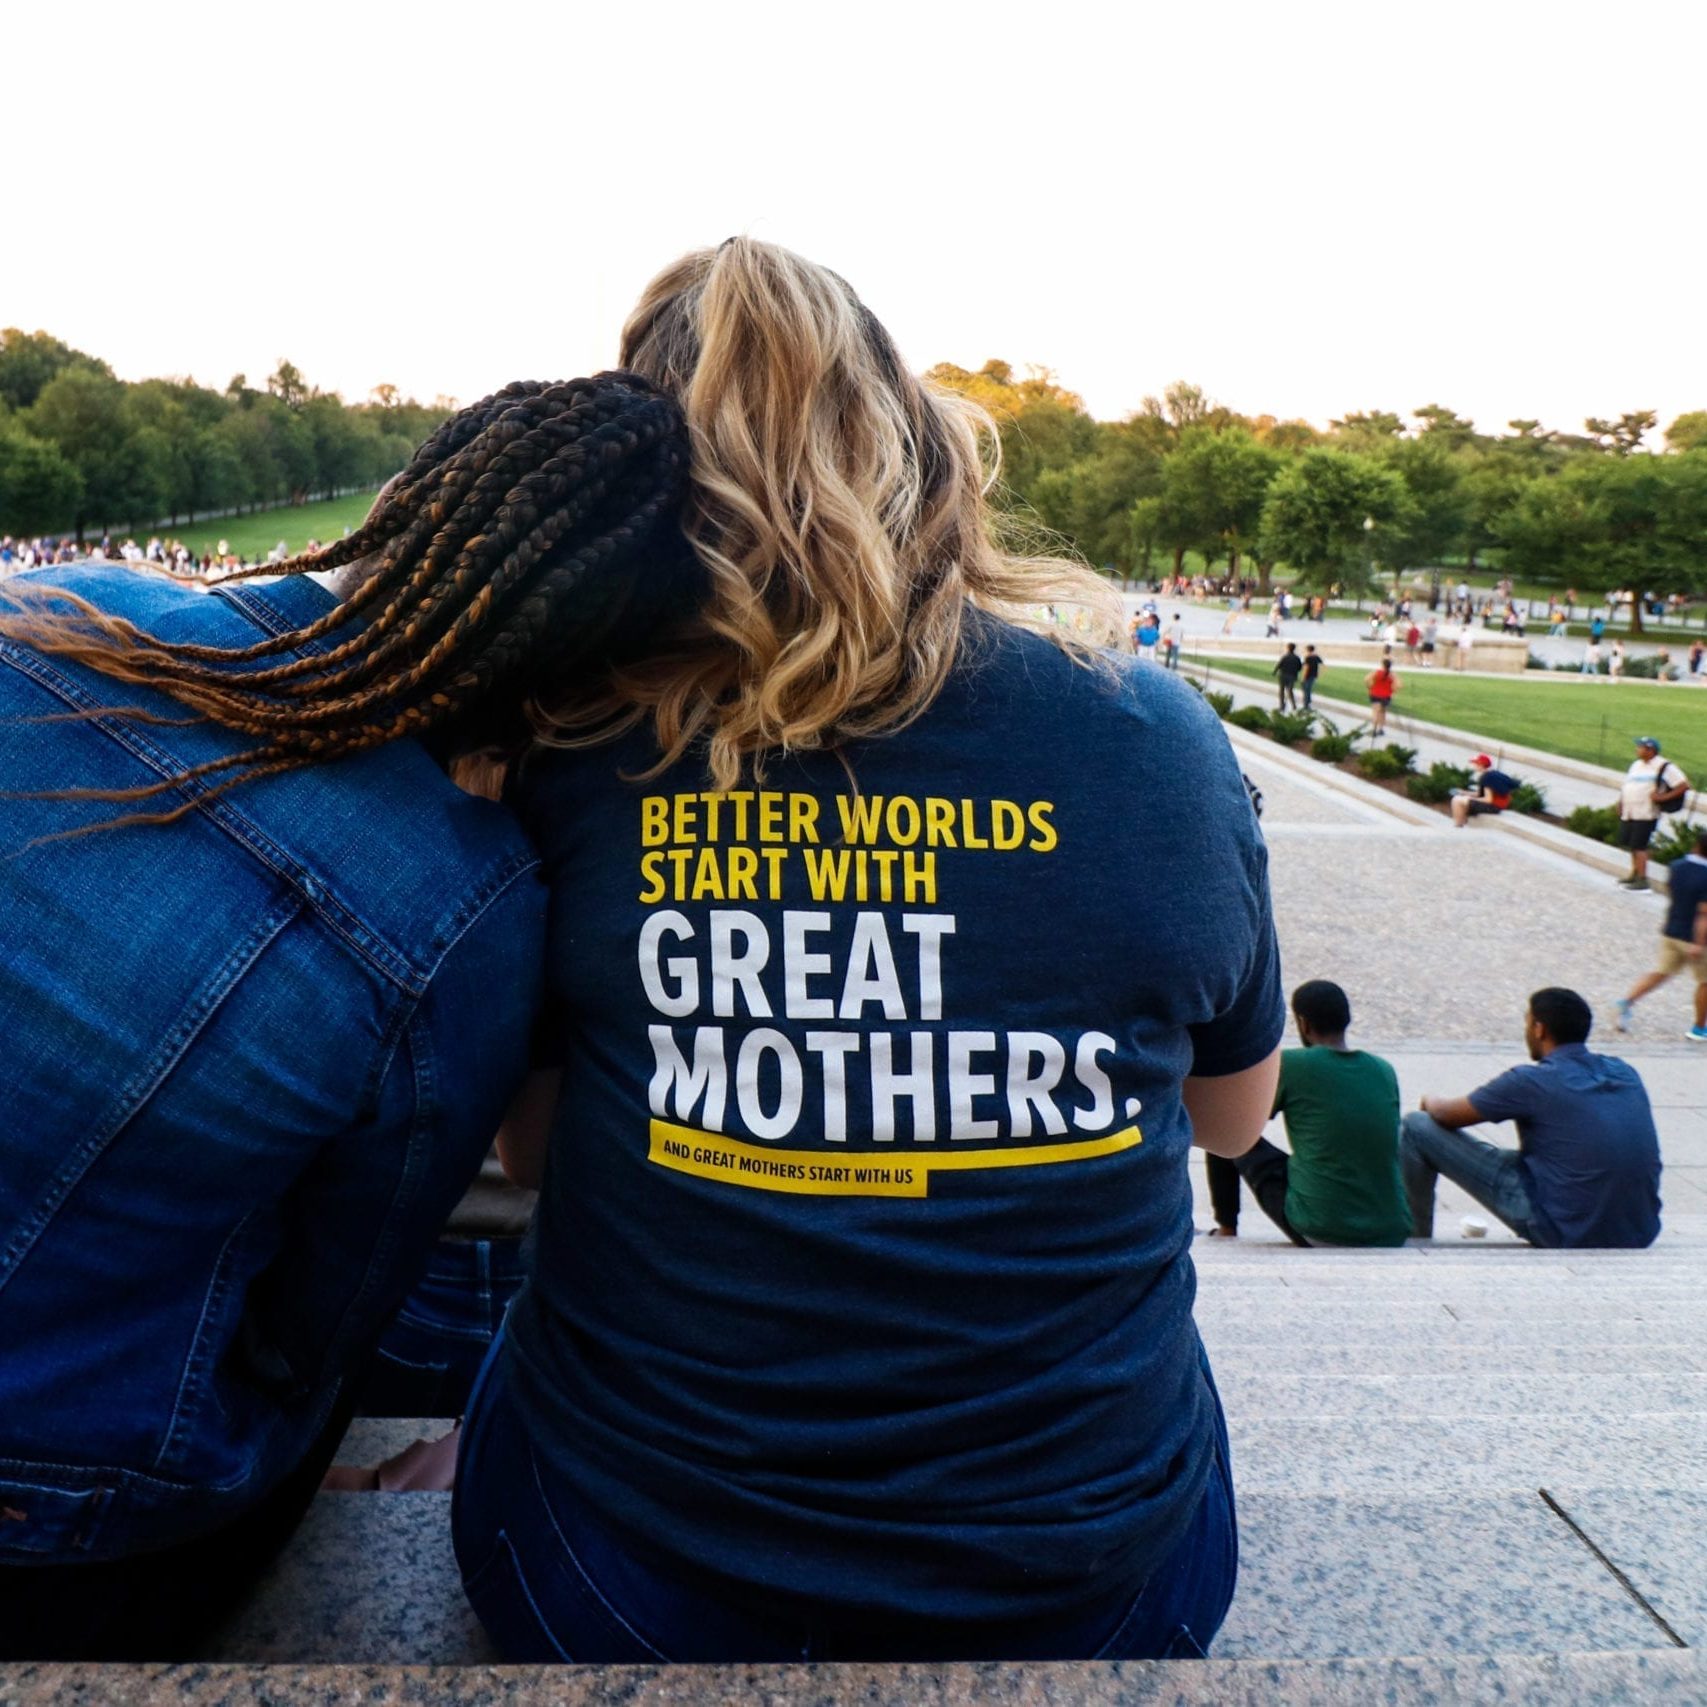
[1657,762,1686,814]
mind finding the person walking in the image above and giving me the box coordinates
[1609,639,1626,682]
[1400,989,1661,1248]
[1274,641,1303,710]
[1455,621,1475,672]
[1616,825,1707,1039]
[1365,658,1398,737]
[1616,738,1690,890]
[1163,612,1184,670]
[1582,638,1604,676]
[1301,644,1322,709]
[1421,616,1438,667]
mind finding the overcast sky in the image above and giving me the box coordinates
[11,0,1704,438]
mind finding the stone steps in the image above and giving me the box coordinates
[10,1651,1707,1707]
[198,1479,1702,1668]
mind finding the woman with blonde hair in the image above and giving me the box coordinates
[453,239,1283,1662]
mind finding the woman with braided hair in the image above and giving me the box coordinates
[453,240,1283,1663]
[0,372,701,1659]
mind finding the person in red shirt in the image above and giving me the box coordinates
[1365,659,1398,736]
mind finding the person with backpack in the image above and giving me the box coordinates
[1617,737,1690,891]
[1451,754,1516,827]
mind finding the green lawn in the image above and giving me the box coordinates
[1207,657,1707,781]
[159,490,382,560]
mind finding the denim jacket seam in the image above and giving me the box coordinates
[0,640,426,995]
[308,863,538,1381]
[150,1211,256,1476]
[306,1004,437,1388]
[0,892,302,1302]
[418,852,546,982]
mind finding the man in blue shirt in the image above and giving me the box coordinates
[1399,988,1661,1247]
[1617,826,1707,1040]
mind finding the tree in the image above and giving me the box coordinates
[1412,404,1477,450]
[1381,438,1468,582]
[26,368,165,538]
[1139,381,1234,436]
[1584,411,1657,456]
[1498,454,1701,632]
[0,328,107,412]
[1258,449,1412,596]
[0,421,83,533]
[1156,427,1285,582]
[267,359,310,410]
[1664,412,1707,454]
[1330,410,1405,446]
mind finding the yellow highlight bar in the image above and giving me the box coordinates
[647,1118,1141,1199]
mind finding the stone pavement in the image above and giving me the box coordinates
[1235,740,1697,1045]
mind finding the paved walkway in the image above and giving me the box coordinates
[1234,741,1691,1045]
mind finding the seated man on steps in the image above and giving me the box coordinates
[1205,980,1409,1246]
[1400,987,1661,1248]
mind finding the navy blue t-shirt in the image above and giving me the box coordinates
[1468,1044,1661,1248]
[1664,854,1707,943]
[502,611,1284,1623]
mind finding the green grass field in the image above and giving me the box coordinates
[159,490,381,560]
[1207,657,1707,781]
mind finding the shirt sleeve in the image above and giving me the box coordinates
[1466,1065,1534,1125]
[1187,841,1286,1079]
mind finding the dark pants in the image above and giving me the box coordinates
[1302,678,1315,708]
[0,1384,357,1661]
[1205,1142,1307,1245]
[453,1334,1238,1662]
[1276,680,1298,710]
[357,1235,527,1417]
[1398,1112,1537,1242]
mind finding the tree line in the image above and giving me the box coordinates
[928,363,1707,627]
[0,329,451,540]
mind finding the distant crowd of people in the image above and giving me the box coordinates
[1,533,333,578]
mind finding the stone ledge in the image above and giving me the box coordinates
[4,1652,1703,1707]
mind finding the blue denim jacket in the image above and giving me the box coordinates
[0,566,545,1565]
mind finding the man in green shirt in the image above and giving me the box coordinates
[1205,981,1410,1246]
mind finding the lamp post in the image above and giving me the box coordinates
[1362,515,1375,615]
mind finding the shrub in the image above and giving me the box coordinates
[1649,816,1702,865]
[1406,761,1472,804]
[1203,689,1235,717]
[1622,654,1672,680]
[1357,744,1417,780]
[1311,732,1354,763]
[1510,781,1548,815]
[1526,649,1550,671]
[1565,804,1620,845]
[1266,709,1317,745]
[1227,704,1272,732]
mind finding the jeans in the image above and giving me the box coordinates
[1399,1111,1536,1242]
[357,1236,527,1417]
[1205,1144,1306,1245]
[0,1381,357,1661]
[453,1334,1237,1663]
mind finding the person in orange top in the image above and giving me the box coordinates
[1365,658,1399,736]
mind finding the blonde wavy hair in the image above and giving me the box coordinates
[542,238,1121,788]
